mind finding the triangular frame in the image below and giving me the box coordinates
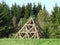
[16,17,41,39]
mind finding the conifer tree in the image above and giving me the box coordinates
[32,3,37,17]
[25,3,32,19]
[37,3,42,14]
[0,1,11,37]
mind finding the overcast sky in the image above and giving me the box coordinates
[0,0,60,13]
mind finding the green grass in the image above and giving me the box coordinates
[0,39,60,45]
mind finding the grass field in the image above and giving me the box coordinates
[0,39,60,45]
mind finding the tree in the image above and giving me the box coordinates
[58,8,60,24]
[12,16,17,28]
[0,1,11,37]
[16,5,21,22]
[37,3,42,14]
[37,8,48,30]
[11,3,17,16]
[51,3,59,23]
[25,3,32,19]
[11,3,22,23]
[49,3,60,38]
[20,5,25,18]
[32,3,37,17]
[36,6,49,38]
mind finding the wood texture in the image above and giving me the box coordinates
[16,17,42,39]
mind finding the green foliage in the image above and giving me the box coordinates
[51,4,60,24]
[48,4,60,38]
[20,5,25,18]
[36,3,42,13]
[36,9,48,31]
[32,3,37,16]
[25,3,32,19]
[17,18,26,30]
[0,1,11,38]
[12,16,17,27]
[0,1,60,38]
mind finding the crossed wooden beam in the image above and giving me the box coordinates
[15,17,40,39]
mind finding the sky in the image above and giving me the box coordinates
[0,0,60,13]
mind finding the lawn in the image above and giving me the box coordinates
[0,39,60,45]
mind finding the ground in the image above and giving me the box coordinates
[0,39,60,45]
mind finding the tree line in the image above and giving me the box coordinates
[0,1,60,38]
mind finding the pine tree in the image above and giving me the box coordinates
[20,5,25,18]
[16,5,21,22]
[36,6,49,38]
[11,3,17,17]
[32,3,37,17]
[25,3,32,19]
[0,1,11,37]
[37,6,48,30]
[51,3,59,23]
[37,3,42,14]
[11,3,22,23]
[48,4,60,38]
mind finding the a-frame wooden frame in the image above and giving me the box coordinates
[16,17,41,39]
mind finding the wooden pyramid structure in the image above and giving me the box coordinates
[16,17,43,39]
